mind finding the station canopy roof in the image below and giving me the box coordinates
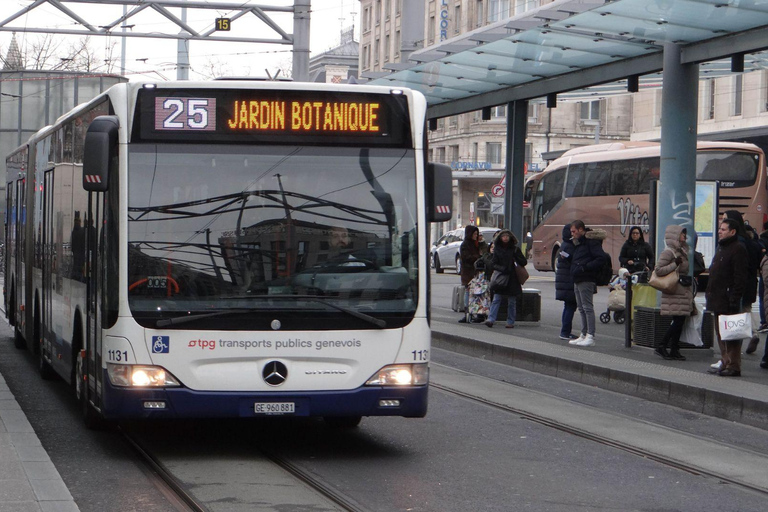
[364,0,768,118]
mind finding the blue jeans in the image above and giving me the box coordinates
[488,293,516,325]
[574,281,596,336]
[560,300,578,337]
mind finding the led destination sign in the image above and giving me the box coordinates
[136,88,410,146]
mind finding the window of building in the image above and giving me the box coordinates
[436,147,446,164]
[385,0,391,20]
[488,0,510,22]
[374,38,380,64]
[429,15,435,44]
[397,0,402,15]
[733,74,743,116]
[472,142,478,161]
[395,30,401,58]
[579,100,600,121]
[449,115,458,127]
[528,103,538,123]
[492,105,506,118]
[450,145,460,163]
[703,79,715,120]
[525,143,533,167]
[653,89,662,127]
[487,143,502,164]
[476,0,484,27]
[362,44,370,69]
[385,34,390,61]
[363,7,371,32]
[455,5,462,33]
[761,71,768,113]
[376,0,381,24]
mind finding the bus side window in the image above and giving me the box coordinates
[583,162,611,197]
[565,163,586,197]
[611,160,640,195]
[637,157,660,195]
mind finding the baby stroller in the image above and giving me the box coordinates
[600,273,626,324]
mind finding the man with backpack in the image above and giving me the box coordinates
[565,220,609,347]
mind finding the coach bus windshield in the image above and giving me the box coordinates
[127,144,419,330]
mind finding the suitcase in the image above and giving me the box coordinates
[451,285,466,312]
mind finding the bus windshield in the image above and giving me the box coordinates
[127,144,419,329]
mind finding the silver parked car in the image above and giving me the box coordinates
[430,227,499,274]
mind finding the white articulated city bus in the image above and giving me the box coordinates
[5,81,451,428]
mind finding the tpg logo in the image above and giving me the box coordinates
[188,339,216,350]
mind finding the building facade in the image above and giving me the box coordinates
[358,0,633,234]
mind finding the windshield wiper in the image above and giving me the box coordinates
[154,296,386,329]
[156,309,251,328]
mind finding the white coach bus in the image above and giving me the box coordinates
[5,81,451,428]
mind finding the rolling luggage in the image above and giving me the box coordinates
[451,285,466,312]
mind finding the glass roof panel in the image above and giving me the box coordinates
[367,0,768,109]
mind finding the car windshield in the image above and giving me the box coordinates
[127,144,419,330]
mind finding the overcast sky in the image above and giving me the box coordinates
[0,0,360,80]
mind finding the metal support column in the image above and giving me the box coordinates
[292,0,311,82]
[656,44,699,267]
[505,100,528,240]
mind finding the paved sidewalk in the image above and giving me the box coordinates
[431,313,768,431]
[0,372,79,512]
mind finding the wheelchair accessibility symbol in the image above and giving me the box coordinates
[152,336,170,354]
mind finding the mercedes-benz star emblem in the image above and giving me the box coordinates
[271,319,281,330]
[263,361,288,386]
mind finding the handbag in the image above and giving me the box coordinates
[678,275,693,287]
[490,270,510,293]
[515,263,529,285]
[648,268,678,294]
[717,312,752,341]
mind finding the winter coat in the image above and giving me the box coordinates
[706,234,748,315]
[618,228,655,273]
[568,228,608,284]
[722,210,760,305]
[459,225,488,286]
[555,224,576,303]
[490,229,527,296]
[654,225,693,317]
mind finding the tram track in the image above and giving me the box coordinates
[120,424,367,512]
[430,362,768,497]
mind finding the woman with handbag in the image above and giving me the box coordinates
[458,226,489,323]
[653,225,694,360]
[619,226,655,277]
[485,230,527,328]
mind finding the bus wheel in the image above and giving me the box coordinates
[76,350,109,430]
[434,255,444,273]
[13,323,25,350]
[323,416,362,429]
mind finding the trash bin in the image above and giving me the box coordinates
[633,306,712,349]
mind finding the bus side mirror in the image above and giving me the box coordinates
[427,162,452,222]
[83,115,119,192]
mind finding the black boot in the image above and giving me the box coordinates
[654,347,671,360]
[669,351,686,361]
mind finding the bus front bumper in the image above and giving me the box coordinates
[100,376,428,419]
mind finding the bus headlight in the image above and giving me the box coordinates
[107,364,181,387]
[365,364,429,386]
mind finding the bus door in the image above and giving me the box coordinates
[14,176,26,332]
[85,195,103,406]
[42,170,54,354]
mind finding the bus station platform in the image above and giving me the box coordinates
[0,332,79,512]
[430,315,768,432]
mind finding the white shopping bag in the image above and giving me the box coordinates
[680,314,703,347]
[717,312,752,341]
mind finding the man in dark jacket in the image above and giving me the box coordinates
[566,220,608,347]
[706,218,749,377]
[556,224,578,340]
